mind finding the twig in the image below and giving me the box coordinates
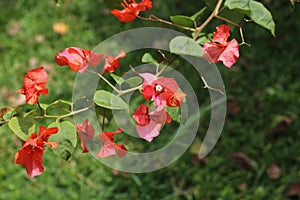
[137,15,196,32]
[201,76,224,95]
[193,0,224,40]
[87,70,120,93]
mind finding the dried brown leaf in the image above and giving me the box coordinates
[230,152,256,171]
[287,182,300,198]
[268,116,293,139]
[266,163,281,180]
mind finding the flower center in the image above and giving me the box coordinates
[154,84,163,93]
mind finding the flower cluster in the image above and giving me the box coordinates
[132,73,185,142]
[14,126,59,178]
[55,47,126,74]
[11,0,246,178]
[202,24,239,68]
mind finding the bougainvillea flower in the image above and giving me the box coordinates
[111,0,152,23]
[14,126,58,178]
[97,128,127,158]
[139,73,186,110]
[202,24,239,68]
[17,66,48,105]
[103,50,126,73]
[133,104,171,142]
[76,119,95,153]
[55,47,103,73]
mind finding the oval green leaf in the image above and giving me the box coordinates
[190,7,207,21]
[48,121,77,160]
[94,90,128,110]
[170,36,202,57]
[142,52,158,64]
[110,74,125,85]
[165,106,181,123]
[170,15,194,27]
[224,0,276,36]
[8,116,35,141]
[124,77,143,87]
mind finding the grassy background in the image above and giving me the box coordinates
[0,0,300,199]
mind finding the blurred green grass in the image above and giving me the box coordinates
[0,0,300,199]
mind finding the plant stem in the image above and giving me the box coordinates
[37,101,45,115]
[214,15,241,27]
[137,15,196,32]
[34,107,90,120]
[156,54,179,77]
[88,70,120,93]
[201,76,224,95]
[193,0,224,40]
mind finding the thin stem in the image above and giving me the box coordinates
[37,101,45,115]
[201,76,224,95]
[214,15,241,27]
[0,120,8,126]
[137,15,196,32]
[118,85,141,96]
[129,65,139,75]
[239,27,251,46]
[34,107,90,120]
[88,70,120,93]
[156,54,179,77]
[193,0,224,40]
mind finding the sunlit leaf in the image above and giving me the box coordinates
[94,90,128,110]
[8,116,35,141]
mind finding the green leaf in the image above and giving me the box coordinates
[8,116,35,141]
[195,33,212,45]
[94,90,128,110]
[218,8,245,28]
[170,36,202,57]
[41,99,72,111]
[224,0,276,36]
[142,53,158,64]
[160,59,180,69]
[123,77,143,87]
[110,73,125,85]
[190,7,207,21]
[48,121,77,160]
[170,15,194,27]
[165,106,181,123]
